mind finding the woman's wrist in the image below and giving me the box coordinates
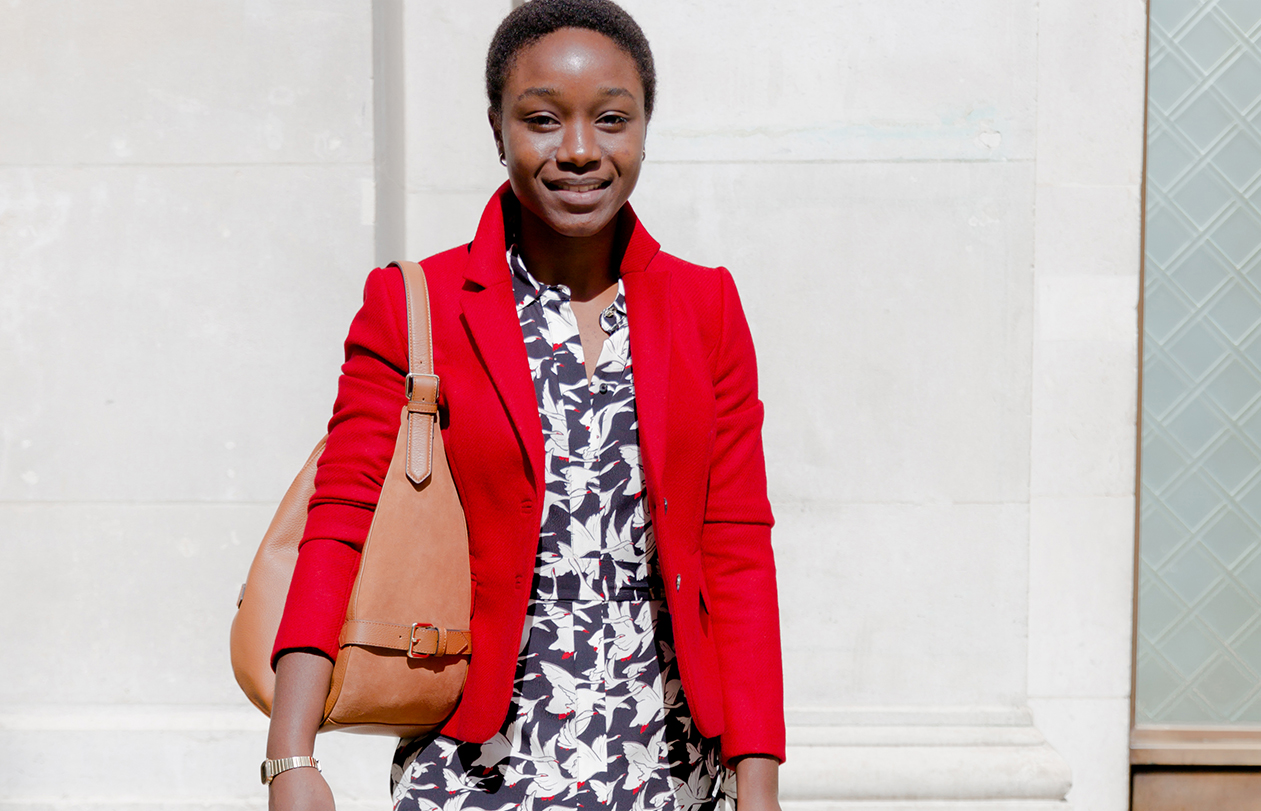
[265,740,316,759]
[266,651,333,759]
[733,754,780,805]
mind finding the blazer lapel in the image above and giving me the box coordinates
[618,207,668,498]
[456,189,666,496]
[460,186,545,489]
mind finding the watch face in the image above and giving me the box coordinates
[261,761,272,784]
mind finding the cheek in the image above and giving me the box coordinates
[609,127,647,167]
[507,128,554,160]
[613,145,644,182]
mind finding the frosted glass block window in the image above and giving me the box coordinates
[1138,0,1261,725]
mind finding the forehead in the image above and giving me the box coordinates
[505,27,642,97]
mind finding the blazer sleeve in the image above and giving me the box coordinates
[271,266,409,666]
[700,268,786,764]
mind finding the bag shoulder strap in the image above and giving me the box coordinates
[388,260,438,486]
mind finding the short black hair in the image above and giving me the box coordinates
[486,0,656,121]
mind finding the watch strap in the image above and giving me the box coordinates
[261,756,319,785]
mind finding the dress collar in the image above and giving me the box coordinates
[507,244,628,332]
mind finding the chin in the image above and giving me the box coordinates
[531,205,619,239]
[554,218,612,239]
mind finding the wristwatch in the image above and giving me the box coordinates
[261,756,320,785]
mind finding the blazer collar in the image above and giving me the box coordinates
[462,182,662,290]
[459,182,668,495]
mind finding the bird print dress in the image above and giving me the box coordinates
[390,249,732,811]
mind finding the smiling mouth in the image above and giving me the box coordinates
[545,179,612,193]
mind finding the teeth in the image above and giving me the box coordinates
[552,181,606,192]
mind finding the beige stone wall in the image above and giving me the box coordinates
[0,1,1147,808]
[0,2,392,807]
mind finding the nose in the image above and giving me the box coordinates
[556,119,601,170]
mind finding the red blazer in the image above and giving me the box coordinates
[274,184,784,763]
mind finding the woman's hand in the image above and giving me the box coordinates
[268,766,334,811]
[266,651,336,811]
[733,754,781,811]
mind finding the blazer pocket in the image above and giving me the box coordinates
[698,576,712,638]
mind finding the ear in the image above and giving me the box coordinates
[488,106,504,155]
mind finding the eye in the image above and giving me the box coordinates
[524,114,559,129]
[597,113,629,128]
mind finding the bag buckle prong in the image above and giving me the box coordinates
[408,623,448,658]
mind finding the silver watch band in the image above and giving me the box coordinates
[261,756,320,785]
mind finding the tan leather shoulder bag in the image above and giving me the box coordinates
[230,261,471,737]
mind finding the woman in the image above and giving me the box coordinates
[265,2,783,809]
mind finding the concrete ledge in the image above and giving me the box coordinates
[1,705,1071,810]
[0,705,395,810]
[0,804,378,811]
[782,706,1072,805]
[782,804,1069,811]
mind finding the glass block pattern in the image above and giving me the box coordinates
[1139,0,1261,724]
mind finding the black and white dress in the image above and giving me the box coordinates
[391,250,732,811]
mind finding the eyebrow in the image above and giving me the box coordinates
[518,87,559,101]
[516,86,637,103]
[597,87,636,101]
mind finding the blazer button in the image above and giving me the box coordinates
[663,498,669,514]
[675,574,681,591]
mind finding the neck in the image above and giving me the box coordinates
[515,206,620,302]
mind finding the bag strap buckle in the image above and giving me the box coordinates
[405,373,439,412]
[408,623,447,658]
